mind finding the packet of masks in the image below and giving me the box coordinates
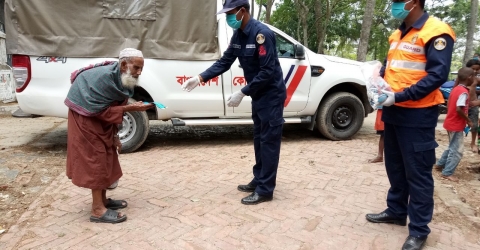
[144,101,167,109]
[360,61,392,110]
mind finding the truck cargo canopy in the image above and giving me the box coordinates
[5,0,220,60]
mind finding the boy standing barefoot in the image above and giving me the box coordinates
[368,107,384,163]
[435,67,475,182]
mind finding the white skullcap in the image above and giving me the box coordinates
[119,48,144,59]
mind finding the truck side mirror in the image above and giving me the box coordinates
[294,44,305,60]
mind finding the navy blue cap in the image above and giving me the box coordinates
[217,0,249,15]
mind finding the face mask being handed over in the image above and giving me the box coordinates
[391,0,415,20]
[226,9,244,29]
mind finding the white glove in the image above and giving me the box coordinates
[227,91,246,107]
[378,90,395,107]
[182,76,201,92]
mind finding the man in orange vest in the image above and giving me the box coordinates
[365,1,455,250]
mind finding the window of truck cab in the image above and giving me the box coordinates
[274,33,295,59]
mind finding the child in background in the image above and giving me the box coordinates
[435,68,475,182]
[478,124,480,154]
[368,60,387,163]
[465,59,480,152]
[368,107,384,163]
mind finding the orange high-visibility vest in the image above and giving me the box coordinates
[384,17,456,108]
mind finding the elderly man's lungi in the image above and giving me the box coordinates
[66,104,124,190]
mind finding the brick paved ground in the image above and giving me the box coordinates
[1,118,480,250]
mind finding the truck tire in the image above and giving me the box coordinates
[117,98,150,153]
[316,92,365,140]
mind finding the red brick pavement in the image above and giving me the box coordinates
[1,138,480,249]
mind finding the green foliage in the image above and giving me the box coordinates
[429,0,470,36]
[270,0,298,39]
[269,0,478,72]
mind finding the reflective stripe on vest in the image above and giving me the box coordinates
[387,60,426,71]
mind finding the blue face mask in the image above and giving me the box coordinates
[226,9,243,29]
[391,0,414,20]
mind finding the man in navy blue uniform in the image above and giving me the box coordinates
[181,0,286,205]
[366,1,455,249]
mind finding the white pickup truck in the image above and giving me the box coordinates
[8,1,371,153]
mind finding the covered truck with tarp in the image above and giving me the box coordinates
[5,0,220,60]
[6,0,372,153]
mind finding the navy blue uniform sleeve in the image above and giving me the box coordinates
[199,36,238,82]
[380,58,386,78]
[395,34,454,103]
[241,29,276,96]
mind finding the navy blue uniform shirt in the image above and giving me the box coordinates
[200,18,286,108]
[382,12,455,127]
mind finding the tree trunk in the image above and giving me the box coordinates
[318,1,331,54]
[264,0,275,24]
[356,0,376,62]
[296,19,301,42]
[257,0,263,20]
[294,0,309,46]
[314,0,323,53]
[251,0,255,17]
[464,0,479,65]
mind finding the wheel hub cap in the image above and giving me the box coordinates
[117,112,137,143]
[333,106,353,129]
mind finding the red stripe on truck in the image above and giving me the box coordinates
[284,65,308,107]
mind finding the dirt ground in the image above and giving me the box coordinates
[453,161,480,212]
[1,114,480,242]
[432,159,480,233]
[431,129,480,239]
[0,145,66,233]
[434,155,480,214]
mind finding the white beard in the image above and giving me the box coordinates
[121,69,138,90]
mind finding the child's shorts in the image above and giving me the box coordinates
[374,109,384,134]
[468,106,479,130]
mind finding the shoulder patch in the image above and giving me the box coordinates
[434,37,447,51]
[256,34,265,44]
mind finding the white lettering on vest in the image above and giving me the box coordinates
[397,42,425,55]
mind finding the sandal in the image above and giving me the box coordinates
[90,209,127,224]
[105,198,128,210]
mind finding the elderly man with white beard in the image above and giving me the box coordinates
[64,48,153,224]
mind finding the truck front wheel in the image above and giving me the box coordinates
[117,99,150,153]
[316,92,365,140]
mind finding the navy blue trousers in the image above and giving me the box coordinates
[250,103,284,197]
[384,122,438,238]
